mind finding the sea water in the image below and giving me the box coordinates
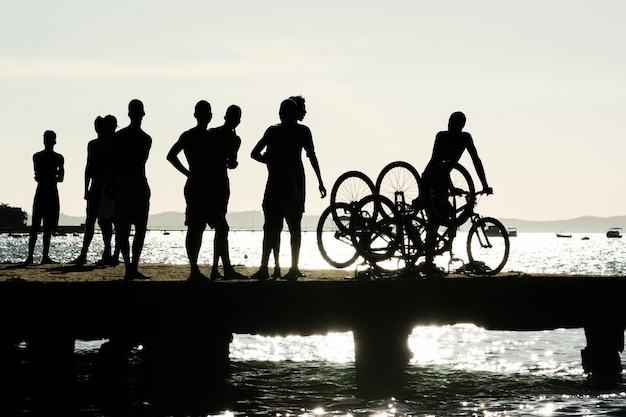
[3,230,626,416]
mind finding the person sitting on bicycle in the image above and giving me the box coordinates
[420,111,492,273]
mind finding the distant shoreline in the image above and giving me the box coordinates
[21,211,626,234]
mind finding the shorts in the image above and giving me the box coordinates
[115,178,150,226]
[32,186,59,229]
[262,178,305,217]
[86,186,114,221]
[184,181,229,228]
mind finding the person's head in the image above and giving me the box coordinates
[128,99,145,122]
[448,111,466,132]
[94,116,105,134]
[102,115,118,136]
[194,100,212,125]
[43,130,56,149]
[288,95,306,121]
[279,99,298,124]
[224,105,242,129]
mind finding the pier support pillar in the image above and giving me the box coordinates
[353,324,413,396]
[143,324,232,414]
[582,323,624,379]
[0,339,19,413]
[26,333,77,414]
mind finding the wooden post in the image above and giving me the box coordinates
[27,333,76,413]
[582,322,624,379]
[142,324,232,414]
[353,324,413,396]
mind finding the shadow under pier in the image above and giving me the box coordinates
[0,274,624,411]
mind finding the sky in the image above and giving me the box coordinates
[1,0,625,222]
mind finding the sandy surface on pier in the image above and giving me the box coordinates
[0,262,356,283]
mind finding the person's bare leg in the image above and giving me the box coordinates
[214,219,247,280]
[252,213,277,281]
[187,223,208,281]
[282,214,302,281]
[118,223,134,279]
[211,227,222,279]
[99,218,113,264]
[24,223,39,265]
[130,224,149,279]
[272,230,282,278]
[41,224,54,264]
[73,214,96,265]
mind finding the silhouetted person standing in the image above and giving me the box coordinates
[167,101,212,281]
[251,98,326,281]
[268,95,308,278]
[115,99,151,280]
[206,105,247,280]
[24,130,65,265]
[421,111,492,273]
[72,115,118,266]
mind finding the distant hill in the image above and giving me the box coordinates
[56,211,626,234]
[493,216,626,234]
[146,211,321,231]
[58,210,323,231]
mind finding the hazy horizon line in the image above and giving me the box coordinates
[55,210,626,223]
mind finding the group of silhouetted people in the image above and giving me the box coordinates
[24,100,492,279]
[25,100,154,280]
[166,101,247,281]
[24,96,329,282]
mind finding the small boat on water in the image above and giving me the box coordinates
[484,226,516,237]
[556,232,572,238]
[485,225,506,237]
[606,227,622,238]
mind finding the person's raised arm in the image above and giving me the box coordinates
[166,139,190,177]
[466,134,492,194]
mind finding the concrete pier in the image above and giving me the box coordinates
[0,265,624,405]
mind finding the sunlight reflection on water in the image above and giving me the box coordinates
[228,325,588,380]
[4,230,626,276]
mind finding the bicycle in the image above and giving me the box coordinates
[349,161,510,275]
[424,160,509,274]
[317,170,375,269]
[316,202,359,268]
[322,162,419,272]
[329,170,375,232]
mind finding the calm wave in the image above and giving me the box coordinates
[4,231,626,416]
[4,230,626,275]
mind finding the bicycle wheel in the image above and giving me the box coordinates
[349,194,399,267]
[466,217,510,275]
[330,170,375,231]
[427,161,475,227]
[375,161,421,210]
[317,203,359,268]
